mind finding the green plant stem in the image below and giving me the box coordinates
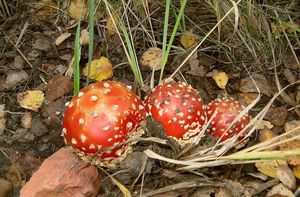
[87,0,94,86]
[159,0,187,83]
[73,22,81,95]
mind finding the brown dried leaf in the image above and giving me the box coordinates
[266,183,294,197]
[283,69,297,84]
[239,74,273,97]
[21,112,32,129]
[258,128,277,150]
[264,106,287,126]
[12,55,25,70]
[33,36,53,52]
[5,164,26,187]
[187,52,207,77]
[275,164,296,190]
[46,74,73,102]
[55,32,71,46]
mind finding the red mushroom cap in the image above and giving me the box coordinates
[62,81,146,167]
[144,81,206,145]
[206,97,251,142]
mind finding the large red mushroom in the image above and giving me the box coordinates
[62,81,146,167]
[206,97,251,142]
[144,81,206,145]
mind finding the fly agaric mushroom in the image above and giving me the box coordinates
[62,81,146,167]
[144,81,206,145]
[206,97,251,142]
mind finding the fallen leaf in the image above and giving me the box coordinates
[212,70,229,89]
[179,30,196,49]
[187,52,207,77]
[140,47,162,70]
[55,32,71,46]
[279,121,300,165]
[255,160,287,178]
[83,57,113,81]
[5,70,30,89]
[33,36,53,52]
[106,14,119,37]
[264,106,287,126]
[109,175,131,197]
[293,165,300,180]
[276,164,296,190]
[68,0,88,21]
[258,129,277,150]
[283,68,297,84]
[46,74,73,102]
[5,164,26,187]
[17,91,45,112]
[239,74,273,97]
[0,104,6,135]
[266,183,294,197]
[237,92,259,106]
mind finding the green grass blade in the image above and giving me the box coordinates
[160,0,187,82]
[73,22,81,95]
[86,0,94,86]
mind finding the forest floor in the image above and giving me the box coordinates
[0,0,300,196]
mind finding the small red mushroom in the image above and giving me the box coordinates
[62,81,146,167]
[144,81,206,145]
[206,97,251,142]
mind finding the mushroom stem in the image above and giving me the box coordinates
[150,68,156,90]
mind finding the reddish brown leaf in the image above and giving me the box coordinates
[45,74,73,102]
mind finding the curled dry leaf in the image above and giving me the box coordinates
[46,74,73,102]
[239,74,273,97]
[283,68,297,84]
[140,47,162,71]
[257,120,273,130]
[12,55,26,70]
[17,91,45,112]
[68,0,88,21]
[266,183,294,197]
[275,164,296,190]
[55,32,71,46]
[211,70,229,89]
[32,36,53,52]
[179,30,196,49]
[83,57,113,81]
[0,104,6,135]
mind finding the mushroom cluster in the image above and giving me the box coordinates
[206,97,251,142]
[144,81,206,145]
[62,81,146,167]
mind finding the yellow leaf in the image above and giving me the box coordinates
[212,70,229,89]
[17,91,45,112]
[179,30,196,49]
[106,14,119,37]
[68,0,88,21]
[293,165,300,180]
[83,57,113,81]
[255,160,287,178]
